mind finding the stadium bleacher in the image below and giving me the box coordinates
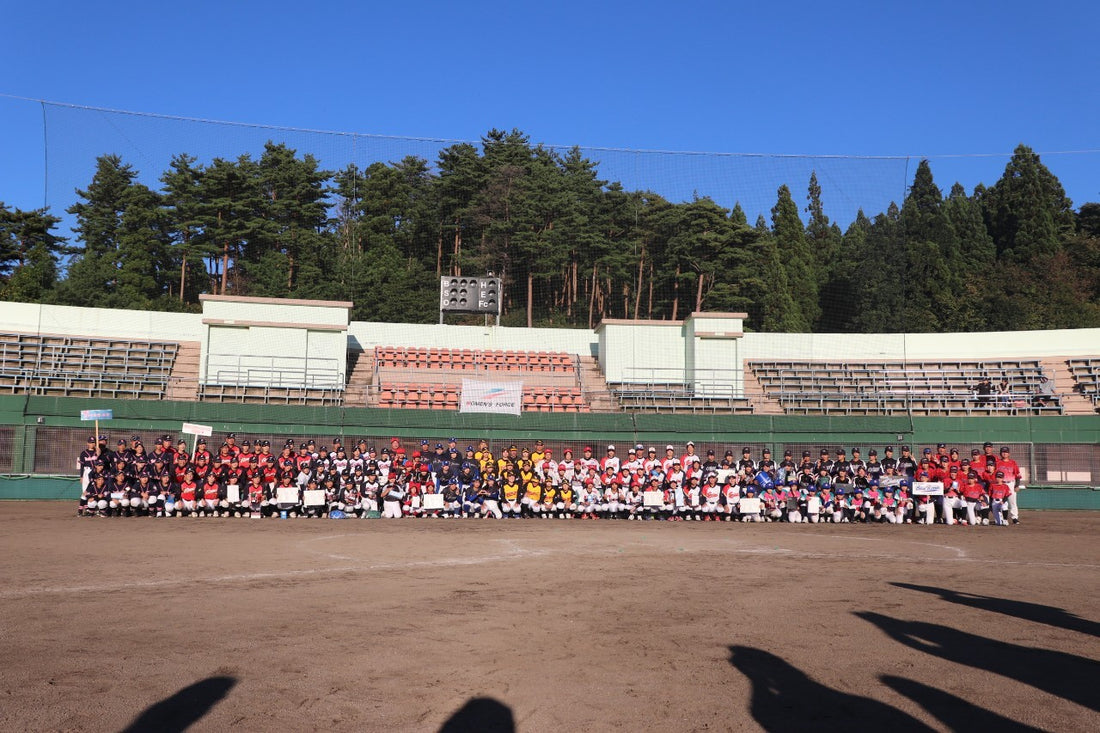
[607,383,755,414]
[749,359,1065,416]
[1067,358,1100,407]
[0,331,179,400]
[371,347,589,412]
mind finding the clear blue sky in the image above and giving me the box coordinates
[2,0,1098,225]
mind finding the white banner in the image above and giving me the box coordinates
[182,422,213,437]
[460,379,523,415]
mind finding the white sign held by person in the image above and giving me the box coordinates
[460,379,522,416]
[912,482,945,496]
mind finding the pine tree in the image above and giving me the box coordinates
[0,205,65,302]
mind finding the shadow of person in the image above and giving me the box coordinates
[122,675,236,733]
[890,582,1100,638]
[881,675,1044,732]
[438,696,515,733]
[727,645,934,732]
[856,612,1099,712]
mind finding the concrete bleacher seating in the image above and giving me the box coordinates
[608,383,755,414]
[196,383,344,406]
[1068,358,1100,407]
[749,359,1064,416]
[0,331,179,400]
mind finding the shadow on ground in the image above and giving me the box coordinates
[121,675,236,733]
[889,582,1100,638]
[856,611,1099,712]
[438,696,515,733]
[727,645,934,732]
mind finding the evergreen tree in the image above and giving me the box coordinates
[771,184,817,330]
[0,205,64,302]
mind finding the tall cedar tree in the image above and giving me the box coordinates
[771,185,817,331]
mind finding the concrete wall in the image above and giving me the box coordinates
[596,320,686,383]
[346,321,598,356]
[2,302,202,341]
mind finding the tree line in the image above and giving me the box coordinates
[1,130,1098,331]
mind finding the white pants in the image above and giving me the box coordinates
[943,497,964,525]
[919,502,935,524]
[481,500,502,518]
[382,500,402,518]
[965,500,978,526]
[1007,483,1019,520]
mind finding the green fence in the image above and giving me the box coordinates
[1,394,1097,507]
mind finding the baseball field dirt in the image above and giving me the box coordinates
[1,503,1097,732]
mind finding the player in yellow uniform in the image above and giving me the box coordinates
[540,479,556,519]
[501,471,522,518]
[522,475,543,518]
[556,481,577,519]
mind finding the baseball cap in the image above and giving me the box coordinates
[923,448,932,454]
[802,451,811,457]
[686,441,695,447]
[1000,446,1010,452]
[666,445,674,451]
[436,443,444,449]
[983,441,993,448]
[648,447,656,453]
[869,449,878,456]
[884,446,894,451]
[117,439,126,446]
[86,436,95,443]
[996,471,1005,477]
[628,447,637,453]
[937,443,946,448]
[607,445,616,451]
[449,437,457,443]
[836,448,846,454]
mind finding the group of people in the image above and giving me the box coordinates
[76,433,1023,526]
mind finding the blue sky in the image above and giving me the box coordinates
[2,0,1097,228]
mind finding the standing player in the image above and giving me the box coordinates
[994,446,1022,524]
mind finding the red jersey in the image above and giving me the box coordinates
[179,480,197,502]
[995,458,1021,482]
[988,481,1012,501]
[962,480,984,501]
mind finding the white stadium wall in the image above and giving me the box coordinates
[2,300,1097,392]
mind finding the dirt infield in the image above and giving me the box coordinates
[1,504,1097,732]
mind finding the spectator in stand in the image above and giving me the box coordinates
[996,377,1013,407]
[973,376,994,407]
[1033,376,1056,408]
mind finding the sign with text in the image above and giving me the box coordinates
[422,494,444,510]
[643,490,664,507]
[80,409,113,421]
[460,378,522,415]
[912,481,945,496]
[182,422,213,437]
[303,490,326,507]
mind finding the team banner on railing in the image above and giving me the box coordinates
[460,379,523,415]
